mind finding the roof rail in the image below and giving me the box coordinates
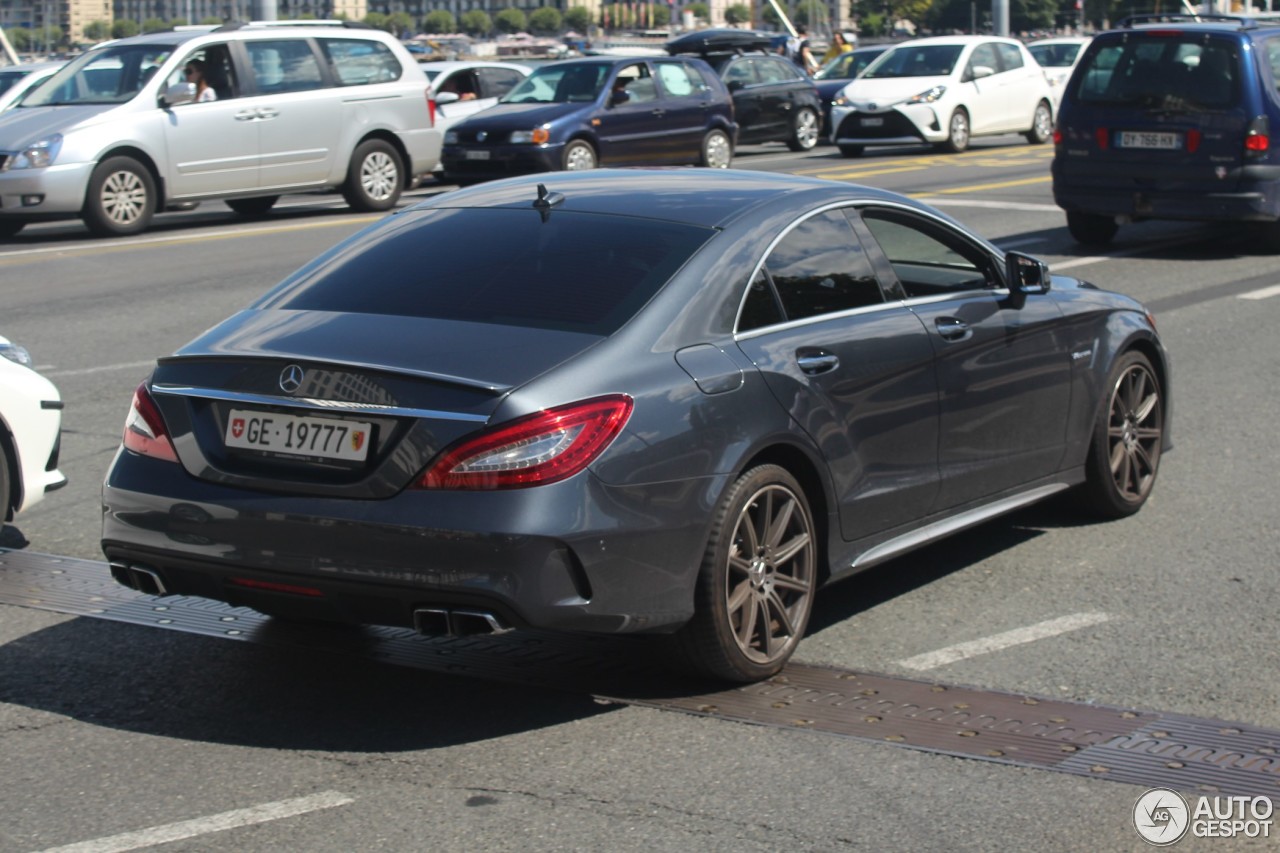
[1117,12,1253,27]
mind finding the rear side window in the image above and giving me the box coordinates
[321,38,402,86]
[656,62,698,97]
[267,209,716,336]
[1074,37,1239,108]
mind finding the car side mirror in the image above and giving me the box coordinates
[971,65,995,80]
[727,80,744,92]
[162,82,196,107]
[610,89,630,105]
[1004,251,1051,309]
[435,91,461,105]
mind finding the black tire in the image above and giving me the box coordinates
[83,156,156,237]
[0,438,12,523]
[938,107,970,153]
[1067,211,1119,246]
[838,144,864,158]
[342,139,403,212]
[699,129,733,168]
[1025,99,1053,145]
[1077,351,1163,519]
[786,107,820,152]
[0,220,27,238]
[561,139,597,171]
[226,196,280,217]
[677,464,817,682]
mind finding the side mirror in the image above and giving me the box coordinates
[610,89,631,105]
[1004,251,1051,309]
[162,81,196,107]
[971,65,995,80]
[435,91,461,105]
[727,80,744,92]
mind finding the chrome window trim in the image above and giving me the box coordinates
[732,198,1006,338]
[151,384,490,423]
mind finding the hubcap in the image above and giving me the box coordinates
[705,133,731,168]
[796,111,818,148]
[951,113,969,148]
[565,144,595,170]
[101,170,147,225]
[360,152,397,201]
[724,484,814,665]
[1106,364,1162,502]
[1035,105,1051,139]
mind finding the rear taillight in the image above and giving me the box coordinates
[122,383,178,463]
[1094,127,1109,150]
[1052,129,1063,145]
[1245,116,1270,155]
[427,93,436,127]
[1186,129,1202,153]
[417,395,634,490]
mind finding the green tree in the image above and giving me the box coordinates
[761,2,786,25]
[387,11,415,34]
[724,3,751,24]
[111,19,140,38]
[685,1,709,20]
[1011,0,1057,30]
[7,28,31,51]
[141,17,167,33]
[461,9,492,35]
[494,7,527,32]
[424,10,457,32]
[169,17,188,27]
[83,20,110,40]
[363,11,389,30]
[529,6,562,33]
[200,16,224,24]
[564,5,593,31]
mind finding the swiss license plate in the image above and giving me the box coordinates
[465,149,490,160]
[225,409,371,462]
[1118,131,1181,150]
[861,116,885,127]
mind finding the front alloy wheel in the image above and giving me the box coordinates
[84,156,156,236]
[562,140,597,170]
[940,108,970,153]
[679,465,816,682]
[1079,351,1163,518]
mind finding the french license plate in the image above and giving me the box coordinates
[225,409,371,462]
[1118,131,1181,150]
[465,149,490,160]
[861,116,885,127]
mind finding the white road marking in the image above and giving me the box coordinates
[1238,283,1280,300]
[1051,237,1194,271]
[42,360,156,378]
[897,612,1114,672]
[998,237,1048,248]
[913,198,1061,212]
[36,791,354,853]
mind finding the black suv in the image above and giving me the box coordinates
[1052,14,1280,245]
[667,29,824,151]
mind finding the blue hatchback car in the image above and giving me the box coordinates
[440,56,737,182]
[1052,14,1280,245]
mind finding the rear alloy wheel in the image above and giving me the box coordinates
[342,139,403,212]
[699,129,732,168]
[83,156,156,236]
[679,464,817,682]
[787,107,820,152]
[939,107,970,153]
[838,144,865,158]
[1025,100,1053,144]
[1067,211,1119,246]
[1078,351,1163,518]
[562,140,597,170]
[226,196,279,217]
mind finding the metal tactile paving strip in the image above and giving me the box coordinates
[2,548,1277,796]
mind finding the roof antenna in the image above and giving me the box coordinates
[533,183,565,222]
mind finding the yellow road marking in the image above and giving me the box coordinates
[909,175,1053,197]
[793,145,1053,178]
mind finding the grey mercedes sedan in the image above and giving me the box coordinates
[102,169,1170,682]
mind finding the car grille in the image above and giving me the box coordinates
[452,131,507,145]
[838,110,924,140]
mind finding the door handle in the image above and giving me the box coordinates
[234,110,258,121]
[796,349,840,375]
[934,316,971,341]
[651,108,666,117]
[256,107,280,119]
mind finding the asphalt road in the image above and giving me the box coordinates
[1,137,1277,852]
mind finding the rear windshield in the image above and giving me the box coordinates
[265,208,716,336]
[1072,36,1239,109]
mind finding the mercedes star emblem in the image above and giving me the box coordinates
[279,364,305,394]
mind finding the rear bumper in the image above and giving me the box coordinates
[101,449,722,635]
[1052,158,1280,221]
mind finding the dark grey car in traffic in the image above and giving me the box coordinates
[102,170,1170,681]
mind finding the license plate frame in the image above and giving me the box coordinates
[861,116,885,127]
[1117,130,1182,150]
[224,409,372,463]
[465,149,491,160]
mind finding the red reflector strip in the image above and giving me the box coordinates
[1053,129,1063,145]
[1095,127,1109,150]
[229,577,325,597]
[1186,129,1201,153]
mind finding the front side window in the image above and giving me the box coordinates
[1074,37,1239,109]
[321,38,402,86]
[860,209,995,298]
[996,43,1024,71]
[968,43,1000,76]
[723,58,758,87]
[248,39,326,93]
[613,63,657,103]
[478,67,525,98]
[753,210,884,325]
[163,44,237,102]
[25,43,176,106]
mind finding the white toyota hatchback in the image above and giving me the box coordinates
[829,35,1054,156]
[0,335,66,525]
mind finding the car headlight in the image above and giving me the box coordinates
[9,134,63,170]
[906,86,947,105]
[444,131,459,144]
[509,128,550,145]
[832,94,851,107]
[0,341,33,367]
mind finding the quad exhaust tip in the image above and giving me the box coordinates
[413,607,511,637]
[109,561,168,597]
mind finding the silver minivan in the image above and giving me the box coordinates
[0,22,441,238]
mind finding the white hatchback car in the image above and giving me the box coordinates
[0,335,66,525]
[0,22,441,238]
[420,60,530,173]
[1027,36,1091,110]
[830,35,1055,156]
